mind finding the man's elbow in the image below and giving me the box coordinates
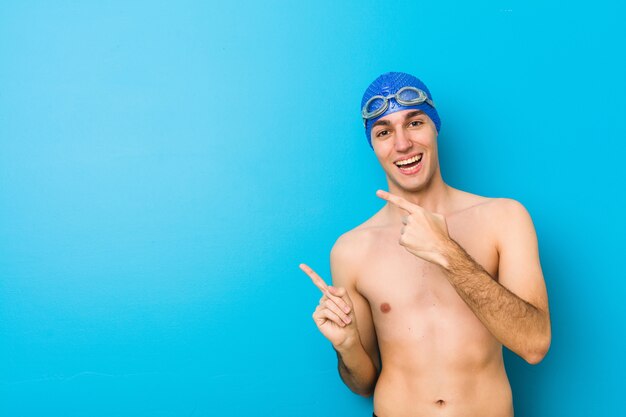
[354,384,375,398]
[345,373,378,398]
[524,336,551,365]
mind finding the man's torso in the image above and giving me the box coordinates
[346,189,514,417]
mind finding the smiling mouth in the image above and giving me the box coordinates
[394,153,423,170]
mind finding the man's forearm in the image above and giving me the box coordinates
[439,239,550,364]
[333,338,378,397]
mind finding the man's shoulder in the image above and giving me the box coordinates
[450,188,529,221]
[488,197,536,246]
[330,210,390,267]
[330,222,379,262]
[483,196,531,222]
[470,195,535,251]
[329,223,382,287]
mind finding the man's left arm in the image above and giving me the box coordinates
[440,199,551,364]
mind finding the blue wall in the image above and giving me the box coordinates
[1,1,624,416]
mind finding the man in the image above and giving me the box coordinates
[299,72,551,417]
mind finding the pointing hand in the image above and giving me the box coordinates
[299,263,359,349]
[376,189,452,267]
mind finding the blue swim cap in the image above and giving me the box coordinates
[361,72,441,149]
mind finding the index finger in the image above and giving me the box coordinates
[299,263,330,295]
[376,189,419,213]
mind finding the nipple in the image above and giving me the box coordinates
[380,302,391,313]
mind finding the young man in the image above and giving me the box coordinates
[300,72,551,417]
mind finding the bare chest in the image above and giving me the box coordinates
[356,214,499,328]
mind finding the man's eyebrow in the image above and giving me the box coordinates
[405,110,425,119]
[372,110,426,129]
[372,119,391,129]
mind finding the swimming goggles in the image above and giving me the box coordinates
[361,86,435,121]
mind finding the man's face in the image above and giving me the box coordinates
[370,109,439,192]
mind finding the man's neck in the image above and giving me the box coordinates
[385,174,451,217]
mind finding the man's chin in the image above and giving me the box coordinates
[387,177,425,193]
[386,169,432,193]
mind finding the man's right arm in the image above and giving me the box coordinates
[330,235,381,397]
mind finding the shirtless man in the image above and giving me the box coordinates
[299,72,551,417]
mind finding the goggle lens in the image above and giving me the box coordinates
[365,96,386,115]
[396,87,423,103]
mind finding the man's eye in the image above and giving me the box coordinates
[376,130,390,138]
[409,120,423,127]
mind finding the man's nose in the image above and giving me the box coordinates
[394,127,413,151]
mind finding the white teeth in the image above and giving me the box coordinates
[395,154,423,166]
